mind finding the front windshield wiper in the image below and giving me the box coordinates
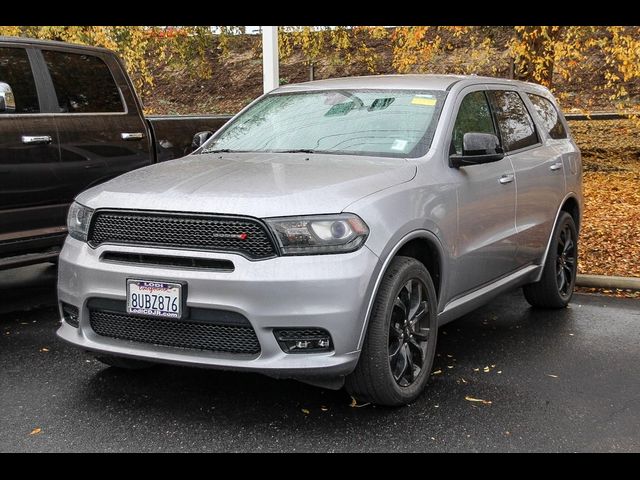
[276,149,318,154]
[204,148,234,153]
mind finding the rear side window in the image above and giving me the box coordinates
[491,91,539,152]
[42,50,124,113]
[527,93,567,139]
[451,91,496,155]
[0,47,40,113]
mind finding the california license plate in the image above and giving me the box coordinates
[126,279,183,318]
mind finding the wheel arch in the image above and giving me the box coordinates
[534,192,581,283]
[560,195,581,231]
[357,230,446,350]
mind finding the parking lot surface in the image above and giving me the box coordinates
[1,264,639,452]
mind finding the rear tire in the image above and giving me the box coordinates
[95,355,155,370]
[523,212,578,309]
[346,256,438,406]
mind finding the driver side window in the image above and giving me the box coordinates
[452,91,496,155]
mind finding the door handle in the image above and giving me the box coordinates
[22,135,52,145]
[499,174,514,184]
[550,162,563,171]
[121,132,144,141]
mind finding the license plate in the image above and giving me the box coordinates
[126,279,183,318]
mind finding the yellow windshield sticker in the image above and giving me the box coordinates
[411,96,437,106]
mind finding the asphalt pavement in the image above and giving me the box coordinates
[1,264,639,452]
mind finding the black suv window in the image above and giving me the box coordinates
[527,93,567,139]
[491,90,539,152]
[0,47,40,113]
[42,50,123,113]
[452,91,496,155]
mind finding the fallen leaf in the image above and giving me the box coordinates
[40,348,49,352]
[483,366,490,373]
[460,377,467,384]
[301,408,310,415]
[473,368,480,372]
[431,369,443,375]
[497,371,502,374]
[465,396,492,405]
[447,365,454,369]
[320,406,328,412]
[29,428,42,435]
[546,374,559,378]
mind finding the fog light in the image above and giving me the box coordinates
[274,328,333,353]
[61,303,79,327]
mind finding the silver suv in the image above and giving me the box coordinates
[57,75,582,406]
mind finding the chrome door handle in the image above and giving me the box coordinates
[121,132,144,141]
[550,162,563,171]
[21,135,52,145]
[499,174,514,184]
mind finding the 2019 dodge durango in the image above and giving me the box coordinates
[56,75,582,406]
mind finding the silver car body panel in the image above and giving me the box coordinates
[75,152,417,218]
[58,74,582,380]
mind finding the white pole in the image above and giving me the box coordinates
[262,26,279,93]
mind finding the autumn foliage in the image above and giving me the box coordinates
[2,26,639,113]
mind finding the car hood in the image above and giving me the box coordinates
[77,152,416,218]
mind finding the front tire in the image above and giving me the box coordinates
[346,256,438,406]
[523,212,578,309]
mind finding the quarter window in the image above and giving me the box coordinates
[451,91,496,155]
[527,93,567,139]
[42,50,124,113]
[491,91,539,152]
[0,47,40,113]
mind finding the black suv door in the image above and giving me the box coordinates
[0,45,64,249]
[37,47,152,202]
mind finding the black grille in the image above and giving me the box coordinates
[275,329,330,340]
[90,309,261,355]
[88,211,277,259]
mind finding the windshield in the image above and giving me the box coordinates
[201,89,447,158]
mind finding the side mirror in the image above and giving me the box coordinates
[449,132,504,168]
[191,130,213,151]
[0,82,16,113]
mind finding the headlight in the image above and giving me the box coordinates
[265,214,369,255]
[67,202,94,242]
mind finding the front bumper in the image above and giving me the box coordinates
[56,238,380,379]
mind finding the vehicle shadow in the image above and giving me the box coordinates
[0,263,58,315]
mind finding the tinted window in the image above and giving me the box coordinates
[452,91,496,155]
[0,47,40,113]
[527,93,567,139]
[491,91,539,152]
[42,50,123,113]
